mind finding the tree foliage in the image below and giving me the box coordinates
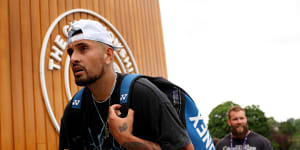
[293,119,300,131]
[271,131,292,150]
[207,101,237,138]
[245,105,271,138]
[271,140,280,150]
[289,131,300,150]
[287,118,295,125]
[268,117,279,132]
[279,121,296,135]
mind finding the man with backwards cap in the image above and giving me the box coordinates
[59,19,194,150]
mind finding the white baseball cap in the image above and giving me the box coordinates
[67,19,122,50]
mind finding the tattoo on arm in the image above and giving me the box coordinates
[119,122,128,132]
[118,123,160,150]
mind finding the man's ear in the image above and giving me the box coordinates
[227,119,231,127]
[104,46,114,64]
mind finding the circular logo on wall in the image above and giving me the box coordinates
[40,9,139,132]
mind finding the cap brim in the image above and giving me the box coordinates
[112,45,123,50]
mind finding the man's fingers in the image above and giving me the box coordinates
[108,105,134,122]
[108,104,122,125]
[109,104,122,115]
[127,109,134,116]
[110,104,122,110]
[127,109,135,123]
[116,110,121,116]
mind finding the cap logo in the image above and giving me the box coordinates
[40,9,139,132]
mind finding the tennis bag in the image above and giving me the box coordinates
[119,74,215,150]
[71,74,216,150]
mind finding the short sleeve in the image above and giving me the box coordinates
[130,78,191,150]
[215,135,230,150]
[262,137,273,150]
[158,102,192,149]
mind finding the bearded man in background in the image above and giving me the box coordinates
[216,105,273,150]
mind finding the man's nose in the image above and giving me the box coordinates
[237,119,243,124]
[70,51,80,64]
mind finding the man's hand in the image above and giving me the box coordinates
[107,104,193,150]
[107,104,134,144]
[108,104,162,150]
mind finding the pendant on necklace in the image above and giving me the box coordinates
[105,126,109,138]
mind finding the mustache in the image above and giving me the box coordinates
[72,63,86,72]
[232,124,244,129]
[231,124,247,131]
[72,63,83,68]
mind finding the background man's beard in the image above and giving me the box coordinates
[75,68,105,86]
[231,124,249,139]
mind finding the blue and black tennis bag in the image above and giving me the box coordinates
[72,74,215,150]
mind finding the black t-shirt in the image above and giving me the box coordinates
[216,131,273,150]
[59,73,191,150]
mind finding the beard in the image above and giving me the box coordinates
[230,124,249,139]
[74,66,105,86]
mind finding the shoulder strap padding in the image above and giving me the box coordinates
[120,74,141,104]
[71,87,86,109]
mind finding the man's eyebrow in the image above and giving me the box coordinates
[74,42,87,47]
[67,42,88,50]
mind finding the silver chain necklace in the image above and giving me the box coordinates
[92,74,117,138]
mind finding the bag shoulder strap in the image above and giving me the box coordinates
[119,74,141,104]
[71,87,86,109]
[119,74,216,150]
